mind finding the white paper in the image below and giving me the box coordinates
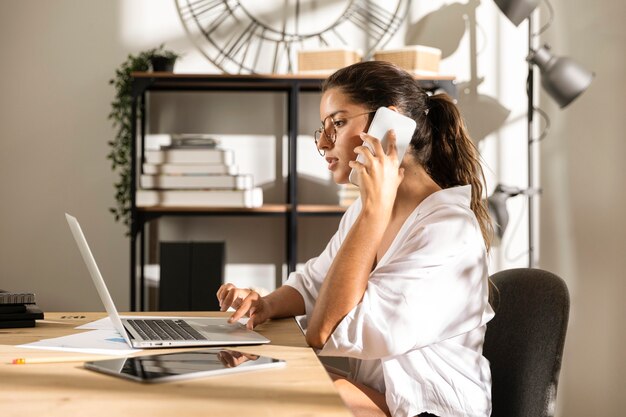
[18,329,141,355]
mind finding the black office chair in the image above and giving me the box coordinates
[484,268,570,417]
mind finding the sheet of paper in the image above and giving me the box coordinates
[76,315,249,330]
[18,329,141,355]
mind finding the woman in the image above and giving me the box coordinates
[217,61,494,417]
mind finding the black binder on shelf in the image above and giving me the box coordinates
[159,242,225,311]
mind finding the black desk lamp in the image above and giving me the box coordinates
[488,185,539,243]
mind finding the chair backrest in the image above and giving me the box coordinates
[484,268,570,417]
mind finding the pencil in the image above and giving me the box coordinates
[10,356,119,365]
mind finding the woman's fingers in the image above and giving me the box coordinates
[384,129,399,158]
[216,283,234,303]
[220,288,238,311]
[218,285,250,312]
[228,291,259,323]
[357,129,399,161]
[217,284,234,310]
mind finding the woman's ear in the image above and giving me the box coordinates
[388,105,399,113]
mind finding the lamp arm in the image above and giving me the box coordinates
[534,0,555,36]
[530,106,551,143]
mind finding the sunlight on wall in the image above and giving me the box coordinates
[119,0,183,49]
[224,264,276,293]
[217,135,278,187]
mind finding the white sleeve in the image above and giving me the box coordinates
[319,205,493,360]
[283,199,361,328]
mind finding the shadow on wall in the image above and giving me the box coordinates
[406,0,510,143]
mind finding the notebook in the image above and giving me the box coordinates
[65,213,270,348]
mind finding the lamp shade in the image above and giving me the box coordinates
[528,44,595,108]
[494,0,540,26]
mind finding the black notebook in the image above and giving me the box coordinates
[0,304,27,314]
[0,319,36,329]
[0,305,44,321]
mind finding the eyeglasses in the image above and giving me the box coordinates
[314,111,375,157]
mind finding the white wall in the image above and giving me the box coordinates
[540,1,626,416]
[0,1,623,415]
[0,1,128,311]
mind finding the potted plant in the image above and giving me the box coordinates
[107,45,179,233]
[150,50,179,72]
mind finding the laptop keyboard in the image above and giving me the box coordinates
[127,319,207,341]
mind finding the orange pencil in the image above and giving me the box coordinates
[10,356,119,365]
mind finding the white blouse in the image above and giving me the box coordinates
[284,185,494,417]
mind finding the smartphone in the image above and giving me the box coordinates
[349,106,417,186]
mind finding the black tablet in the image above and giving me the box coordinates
[84,348,285,383]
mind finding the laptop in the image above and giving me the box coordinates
[65,213,270,348]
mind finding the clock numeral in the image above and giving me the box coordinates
[272,40,293,74]
[216,20,262,71]
[372,1,404,34]
[248,28,267,74]
[344,0,402,40]
[179,0,230,23]
[314,30,349,50]
[330,29,349,48]
[180,0,241,37]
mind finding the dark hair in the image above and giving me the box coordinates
[323,61,493,250]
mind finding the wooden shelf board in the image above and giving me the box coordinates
[136,204,347,214]
[131,72,455,81]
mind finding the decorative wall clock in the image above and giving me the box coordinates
[175,0,411,74]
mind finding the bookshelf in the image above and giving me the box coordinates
[129,72,456,311]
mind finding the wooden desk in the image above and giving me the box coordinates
[0,312,351,417]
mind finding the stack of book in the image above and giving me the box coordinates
[338,183,360,207]
[0,290,44,328]
[137,135,263,208]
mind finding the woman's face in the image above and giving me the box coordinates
[318,88,372,184]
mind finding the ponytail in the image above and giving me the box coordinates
[414,93,493,250]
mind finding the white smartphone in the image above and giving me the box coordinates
[349,106,417,186]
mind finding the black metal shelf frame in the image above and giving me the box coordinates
[128,74,457,311]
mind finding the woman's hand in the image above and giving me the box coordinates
[216,283,272,329]
[349,130,404,215]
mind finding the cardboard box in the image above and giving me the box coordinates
[297,48,362,74]
[373,45,442,74]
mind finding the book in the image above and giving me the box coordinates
[338,183,360,207]
[0,304,27,313]
[140,174,253,190]
[0,319,36,329]
[0,290,36,305]
[143,163,238,175]
[0,305,44,321]
[168,134,219,149]
[136,188,263,208]
[145,148,234,165]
